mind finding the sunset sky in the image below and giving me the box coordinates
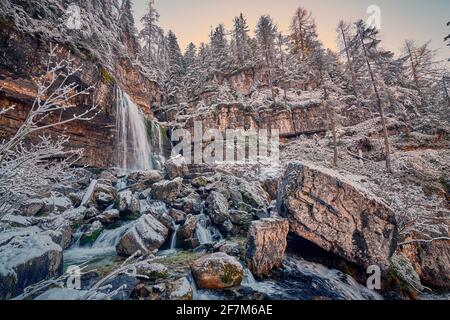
[132,0,450,61]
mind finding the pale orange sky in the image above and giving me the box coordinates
[133,0,450,62]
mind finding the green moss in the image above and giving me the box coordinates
[221,264,243,285]
[386,264,416,299]
[99,65,114,85]
[80,228,103,247]
[149,271,168,280]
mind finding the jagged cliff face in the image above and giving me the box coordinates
[0,0,161,167]
[179,102,329,139]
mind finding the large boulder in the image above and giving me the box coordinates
[116,191,140,216]
[116,215,169,256]
[0,228,63,299]
[151,178,183,203]
[399,239,450,289]
[245,218,289,277]
[127,170,163,192]
[191,253,244,289]
[165,155,189,179]
[206,191,230,225]
[277,162,398,270]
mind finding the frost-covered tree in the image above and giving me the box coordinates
[401,41,445,94]
[337,20,359,99]
[231,13,253,68]
[0,45,98,216]
[165,31,185,102]
[139,0,162,64]
[289,7,318,60]
[256,15,278,101]
[354,20,392,173]
[210,24,230,72]
[183,42,201,96]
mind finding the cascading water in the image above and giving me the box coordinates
[64,222,134,268]
[116,87,152,171]
[170,224,180,250]
[195,214,213,245]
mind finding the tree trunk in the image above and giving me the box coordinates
[443,77,450,108]
[340,25,359,99]
[358,28,392,173]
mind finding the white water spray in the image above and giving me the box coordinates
[116,88,152,171]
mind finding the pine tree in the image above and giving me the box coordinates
[139,0,162,64]
[165,30,185,102]
[354,20,392,173]
[289,7,318,60]
[231,13,253,68]
[337,21,359,99]
[256,15,278,102]
[183,43,201,96]
[210,24,230,72]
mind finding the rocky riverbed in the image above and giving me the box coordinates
[1,152,447,301]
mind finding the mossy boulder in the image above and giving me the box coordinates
[191,253,244,289]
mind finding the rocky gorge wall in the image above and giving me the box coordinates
[0,0,162,168]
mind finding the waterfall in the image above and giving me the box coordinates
[170,224,180,250]
[195,214,213,245]
[116,87,152,171]
[64,222,134,267]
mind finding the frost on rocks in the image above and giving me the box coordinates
[0,227,63,299]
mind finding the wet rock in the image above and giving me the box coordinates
[142,201,174,230]
[178,215,198,242]
[167,277,193,300]
[277,162,398,270]
[183,238,201,250]
[0,227,63,299]
[116,215,169,256]
[116,191,140,216]
[169,208,186,224]
[94,184,118,209]
[99,171,118,185]
[128,170,163,188]
[98,209,121,225]
[229,210,253,232]
[182,192,203,214]
[80,221,103,247]
[151,178,183,203]
[165,155,189,179]
[245,218,289,277]
[214,241,244,258]
[19,199,45,217]
[206,191,230,225]
[191,253,244,289]
[220,176,270,211]
[43,226,72,250]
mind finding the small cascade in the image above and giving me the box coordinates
[170,224,180,250]
[195,214,213,245]
[64,222,134,267]
[242,268,257,287]
[146,119,168,169]
[116,87,152,171]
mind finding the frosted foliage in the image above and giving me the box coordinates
[0,45,98,216]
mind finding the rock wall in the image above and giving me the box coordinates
[182,101,329,138]
[0,1,161,167]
